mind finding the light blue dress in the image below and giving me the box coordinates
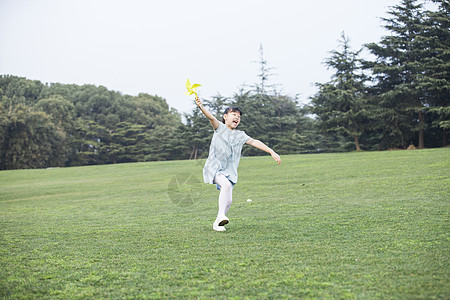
[203,122,251,185]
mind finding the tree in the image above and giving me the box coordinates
[365,0,449,148]
[0,75,187,168]
[420,0,450,146]
[0,105,66,169]
[311,33,368,151]
[0,75,44,108]
[108,122,147,163]
[0,103,8,160]
[252,43,278,94]
[34,95,75,129]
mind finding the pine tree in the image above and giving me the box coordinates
[252,43,278,95]
[420,0,450,146]
[311,33,368,151]
[365,0,449,148]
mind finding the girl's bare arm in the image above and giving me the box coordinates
[195,96,220,130]
[246,138,281,164]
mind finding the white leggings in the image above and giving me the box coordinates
[213,174,233,218]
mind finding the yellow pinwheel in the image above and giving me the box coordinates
[184,79,201,98]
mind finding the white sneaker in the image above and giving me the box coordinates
[213,222,226,231]
[217,216,229,226]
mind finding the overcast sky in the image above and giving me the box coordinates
[0,0,400,114]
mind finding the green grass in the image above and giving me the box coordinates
[1,149,449,299]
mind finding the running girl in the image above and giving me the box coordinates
[195,97,281,232]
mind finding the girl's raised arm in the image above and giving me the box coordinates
[195,96,220,130]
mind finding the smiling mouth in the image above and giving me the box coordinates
[232,120,239,126]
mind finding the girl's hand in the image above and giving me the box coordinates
[195,96,203,108]
[271,151,281,165]
[195,96,220,130]
[246,139,281,164]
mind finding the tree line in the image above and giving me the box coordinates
[0,0,448,170]
[311,0,449,152]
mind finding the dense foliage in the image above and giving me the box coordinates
[311,0,449,151]
[0,0,448,170]
[0,77,184,169]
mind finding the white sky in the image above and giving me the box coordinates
[0,0,399,114]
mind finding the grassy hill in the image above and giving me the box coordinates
[1,149,449,298]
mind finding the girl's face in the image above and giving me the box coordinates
[223,111,241,129]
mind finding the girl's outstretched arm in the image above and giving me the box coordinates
[246,138,281,164]
[195,96,220,130]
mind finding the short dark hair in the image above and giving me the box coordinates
[222,106,242,123]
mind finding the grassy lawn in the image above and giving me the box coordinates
[0,149,449,299]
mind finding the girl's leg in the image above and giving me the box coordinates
[213,174,233,219]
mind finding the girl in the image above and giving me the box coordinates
[195,96,281,232]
